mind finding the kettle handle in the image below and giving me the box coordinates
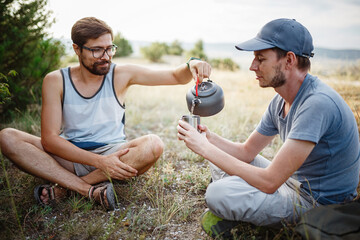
[197,79,212,85]
[198,78,212,88]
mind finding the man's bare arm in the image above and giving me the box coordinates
[178,121,315,193]
[202,138,315,193]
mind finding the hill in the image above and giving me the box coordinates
[314,48,360,60]
[201,42,360,61]
[129,41,360,70]
[60,38,360,69]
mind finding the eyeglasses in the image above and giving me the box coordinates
[81,44,118,58]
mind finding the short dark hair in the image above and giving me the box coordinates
[71,17,113,47]
[272,47,311,71]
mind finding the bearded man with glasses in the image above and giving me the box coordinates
[0,17,211,210]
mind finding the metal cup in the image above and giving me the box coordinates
[181,115,200,131]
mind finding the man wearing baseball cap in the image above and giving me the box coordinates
[177,18,360,238]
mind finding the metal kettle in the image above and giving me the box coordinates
[186,79,225,117]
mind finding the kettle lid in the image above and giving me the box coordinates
[191,80,217,97]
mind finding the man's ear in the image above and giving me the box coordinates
[73,43,81,56]
[285,51,297,69]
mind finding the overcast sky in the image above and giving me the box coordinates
[47,0,360,50]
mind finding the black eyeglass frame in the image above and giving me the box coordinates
[80,44,118,58]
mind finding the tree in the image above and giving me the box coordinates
[140,42,168,62]
[113,32,133,57]
[210,58,240,71]
[186,40,208,60]
[0,71,16,104]
[0,0,65,121]
[168,40,184,56]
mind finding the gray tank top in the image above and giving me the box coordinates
[60,63,126,147]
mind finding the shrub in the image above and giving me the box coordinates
[0,0,66,121]
[186,40,208,61]
[210,58,240,71]
[168,40,184,56]
[0,70,17,105]
[140,42,168,62]
[113,33,133,57]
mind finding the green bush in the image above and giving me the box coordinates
[113,33,133,57]
[186,40,208,61]
[210,58,240,71]
[61,54,79,66]
[0,71,16,104]
[140,42,168,62]
[168,40,184,56]
[0,0,66,121]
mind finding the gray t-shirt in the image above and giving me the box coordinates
[256,74,360,205]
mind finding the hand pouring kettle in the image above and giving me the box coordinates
[186,79,225,117]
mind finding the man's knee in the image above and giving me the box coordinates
[145,134,164,160]
[205,180,240,220]
[205,180,228,209]
[205,176,259,221]
[0,128,19,155]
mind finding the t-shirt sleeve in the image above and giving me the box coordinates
[288,94,341,143]
[256,98,279,136]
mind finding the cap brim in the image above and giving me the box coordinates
[235,37,275,51]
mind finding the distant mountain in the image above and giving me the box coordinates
[313,48,360,60]
[60,38,360,61]
[201,42,360,61]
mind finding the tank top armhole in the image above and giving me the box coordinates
[60,68,68,109]
[111,64,125,109]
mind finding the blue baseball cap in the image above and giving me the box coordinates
[236,18,314,58]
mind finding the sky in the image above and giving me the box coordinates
[47,0,360,50]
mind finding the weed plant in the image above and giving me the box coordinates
[0,58,359,239]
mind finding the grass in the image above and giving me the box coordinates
[0,56,359,239]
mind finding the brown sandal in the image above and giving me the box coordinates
[34,183,69,206]
[88,182,117,211]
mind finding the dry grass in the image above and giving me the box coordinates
[0,56,359,239]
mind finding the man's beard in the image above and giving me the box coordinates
[81,59,111,76]
[266,65,286,88]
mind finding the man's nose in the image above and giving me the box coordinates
[249,59,258,71]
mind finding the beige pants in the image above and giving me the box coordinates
[206,155,319,226]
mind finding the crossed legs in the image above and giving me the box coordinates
[0,128,163,203]
[205,155,315,226]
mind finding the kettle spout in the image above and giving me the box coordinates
[192,98,201,106]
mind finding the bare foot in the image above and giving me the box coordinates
[92,186,109,208]
[39,185,68,204]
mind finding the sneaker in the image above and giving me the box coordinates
[200,209,241,239]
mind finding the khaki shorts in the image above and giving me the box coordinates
[74,141,127,177]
